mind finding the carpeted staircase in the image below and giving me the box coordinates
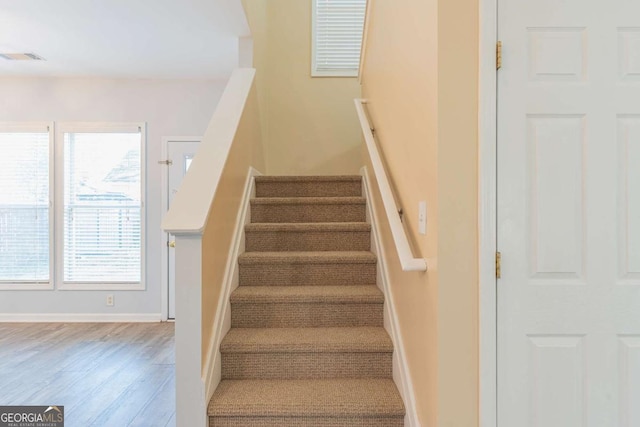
[208,175,405,426]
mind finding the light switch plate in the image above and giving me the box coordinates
[418,201,427,235]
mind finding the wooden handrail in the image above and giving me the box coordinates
[354,99,427,272]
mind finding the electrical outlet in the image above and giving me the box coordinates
[418,201,427,235]
[106,294,114,307]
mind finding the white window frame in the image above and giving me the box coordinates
[0,122,55,290]
[311,0,366,77]
[55,122,146,291]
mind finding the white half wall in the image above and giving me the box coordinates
[0,77,227,316]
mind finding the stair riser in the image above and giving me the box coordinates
[231,303,383,328]
[256,181,362,198]
[251,203,366,223]
[239,264,377,286]
[245,230,371,252]
[221,352,392,379]
[210,416,404,427]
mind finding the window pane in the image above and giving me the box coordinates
[64,132,141,283]
[0,132,50,282]
[313,0,366,76]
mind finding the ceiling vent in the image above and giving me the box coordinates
[0,53,45,61]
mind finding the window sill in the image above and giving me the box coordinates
[311,71,359,78]
[57,282,145,291]
[0,283,54,291]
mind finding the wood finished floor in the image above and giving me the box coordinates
[0,322,175,427]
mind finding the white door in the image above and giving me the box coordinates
[497,0,640,424]
[167,139,200,319]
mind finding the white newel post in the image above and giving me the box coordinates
[174,233,207,427]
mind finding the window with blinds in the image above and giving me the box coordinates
[63,132,142,284]
[312,0,367,77]
[0,131,50,284]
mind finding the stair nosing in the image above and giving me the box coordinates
[230,285,384,304]
[238,251,376,265]
[220,327,393,353]
[208,378,405,417]
[245,222,371,232]
[251,196,366,205]
[255,175,362,183]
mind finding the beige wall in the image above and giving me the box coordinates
[437,0,479,423]
[241,0,269,148]
[242,0,363,175]
[360,0,439,425]
[201,81,265,361]
[361,0,479,425]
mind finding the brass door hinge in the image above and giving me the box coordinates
[496,41,502,70]
[496,251,502,278]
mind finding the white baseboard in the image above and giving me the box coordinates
[361,167,421,427]
[203,166,262,402]
[0,313,162,322]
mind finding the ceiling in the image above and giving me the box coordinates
[0,0,250,79]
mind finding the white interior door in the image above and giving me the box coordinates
[167,139,200,319]
[497,0,640,424]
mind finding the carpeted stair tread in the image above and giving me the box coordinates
[255,175,362,183]
[255,176,363,198]
[220,327,392,353]
[231,285,383,304]
[208,379,405,417]
[245,222,370,232]
[251,197,366,223]
[238,251,376,265]
[251,196,366,205]
[245,223,371,252]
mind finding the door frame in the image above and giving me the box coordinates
[160,136,202,322]
[478,0,498,424]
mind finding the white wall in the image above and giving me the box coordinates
[0,77,226,317]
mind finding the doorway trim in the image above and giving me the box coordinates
[478,0,498,424]
[160,136,202,322]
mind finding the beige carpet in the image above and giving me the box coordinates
[208,176,405,427]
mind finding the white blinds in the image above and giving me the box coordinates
[63,132,141,283]
[313,0,366,76]
[0,132,50,282]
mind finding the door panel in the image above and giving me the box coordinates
[528,335,586,427]
[497,0,640,424]
[619,336,640,426]
[528,115,585,281]
[620,117,640,279]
